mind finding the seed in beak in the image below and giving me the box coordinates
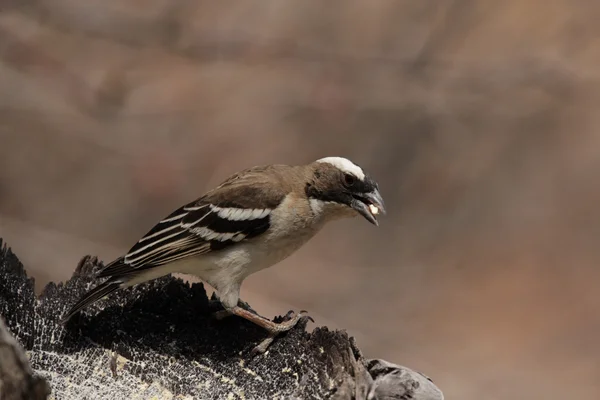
[369,204,379,215]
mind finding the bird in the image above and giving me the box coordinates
[61,156,386,353]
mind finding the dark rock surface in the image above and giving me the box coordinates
[0,316,50,400]
[0,238,444,399]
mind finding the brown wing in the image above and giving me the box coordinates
[97,165,289,279]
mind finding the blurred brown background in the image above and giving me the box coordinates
[1,1,600,399]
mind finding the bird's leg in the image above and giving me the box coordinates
[237,299,253,311]
[228,306,313,355]
[210,297,255,320]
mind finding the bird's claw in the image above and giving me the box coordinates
[281,309,313,323]
[251,335,276,356]
[283,310,296,320]
[274,310,313,331]
[250,309,314,356]
[298,310,314,323]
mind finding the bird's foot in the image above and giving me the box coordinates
[212,303,314,355]
[251,310,314,355]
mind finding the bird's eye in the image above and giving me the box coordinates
[344,173,355,186]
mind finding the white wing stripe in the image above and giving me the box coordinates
[232,233,245,242]
[150,247,208,265]
[183,204,209,211]
[124,203,269,265]
[138,224,180,242]
[210,205,272,221]
[126,236,199,264]
[180,209,212,229]
[257,208,271,219]
[126,231,183,258]
[160,213,187,223]
[231,208,245,220]
[190,226,247,242]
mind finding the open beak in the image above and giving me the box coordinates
[351,188,386,226]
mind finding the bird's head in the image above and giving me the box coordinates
[305,157,386,226]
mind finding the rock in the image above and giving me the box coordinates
[0,238,443,399]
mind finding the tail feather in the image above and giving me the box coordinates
[60,280,122,324]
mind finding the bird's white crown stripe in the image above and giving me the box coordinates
[316,156,365,180]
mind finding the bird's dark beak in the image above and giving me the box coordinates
[351,188,386,226]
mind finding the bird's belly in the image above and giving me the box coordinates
[246,234,311,275]
[164,228,320,294]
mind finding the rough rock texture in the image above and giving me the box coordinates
[0,317,50,400]
[0,239,443,399]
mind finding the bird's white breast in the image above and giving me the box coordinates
[246,193,324,273]
[169,194,323,289]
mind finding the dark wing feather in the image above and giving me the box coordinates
[96,203,209,278]
[97,166,289,280]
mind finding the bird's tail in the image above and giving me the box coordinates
[60,279,122,324]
